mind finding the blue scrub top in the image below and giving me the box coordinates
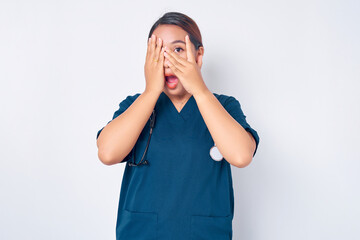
[97,91,259,240]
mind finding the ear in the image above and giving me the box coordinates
[195,46,204,68]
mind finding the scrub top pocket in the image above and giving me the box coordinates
[116,208,158,240]
[190,214,232,240]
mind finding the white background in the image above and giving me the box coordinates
[1,0,359,239]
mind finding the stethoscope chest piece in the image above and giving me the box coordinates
[210,144,223,161]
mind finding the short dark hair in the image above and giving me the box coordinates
[148,12,203,50]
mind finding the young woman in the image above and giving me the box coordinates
[96,11,260,240]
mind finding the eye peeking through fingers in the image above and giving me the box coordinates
[174,47,184,53]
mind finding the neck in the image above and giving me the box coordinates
[164,91,193,112]
[165,91,192,103]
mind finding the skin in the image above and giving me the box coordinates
[97,24,256,168]
[150,24,206,111]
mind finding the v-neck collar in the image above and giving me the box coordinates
[160,92,195,121]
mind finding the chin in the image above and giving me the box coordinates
[166,85,182,92]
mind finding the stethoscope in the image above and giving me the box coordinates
[127,108,223,167]
[209,143,224,161]
[127,109,156,167]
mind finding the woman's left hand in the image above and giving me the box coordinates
[164,35,208,96]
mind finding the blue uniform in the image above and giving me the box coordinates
[96,91,259,240]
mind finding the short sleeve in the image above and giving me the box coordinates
[96,93,141,162]
[224,96,260,157]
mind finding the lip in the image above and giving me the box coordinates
[164,72,176,77]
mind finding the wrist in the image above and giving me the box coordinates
[143,88,162,98]
[193,85,211,99]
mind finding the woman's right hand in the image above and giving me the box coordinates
[144,34,165,95]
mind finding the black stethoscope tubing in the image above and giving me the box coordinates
[127,109,156,167]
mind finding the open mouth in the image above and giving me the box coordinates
[165,75,178,82]
[165,75,178,89]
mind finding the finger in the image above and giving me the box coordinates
[159,47,165,65]
[164,51,185,72]
[146,37,152,60]
[150,34,156,59]
[164,48,187,67]
[154,37,162,61]
[166,58,183,74]
[185,35,196,63]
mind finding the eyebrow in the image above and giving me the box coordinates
[171,40,186,45]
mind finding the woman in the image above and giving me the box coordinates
[96,11,259,240]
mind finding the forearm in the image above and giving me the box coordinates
[193,88,256,168]
[97,90,161,165]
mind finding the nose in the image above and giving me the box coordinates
[163,57,170,68]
